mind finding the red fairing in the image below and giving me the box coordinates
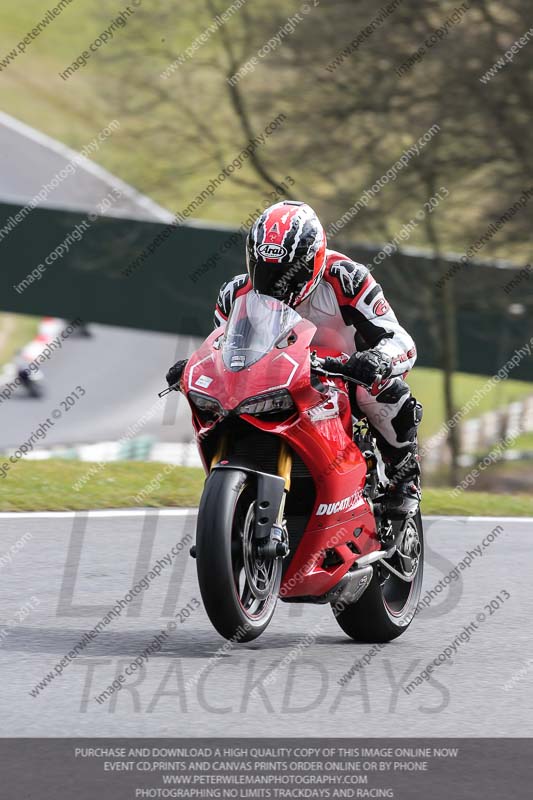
[183,307,380,600]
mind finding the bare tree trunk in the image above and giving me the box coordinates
[440,278,461,486]
[424,208,460,486]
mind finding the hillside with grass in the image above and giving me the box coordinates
[0,0,275,225]
[2,1,532,263]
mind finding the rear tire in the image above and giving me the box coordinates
[333,512,424,642]
[196,469,281,642]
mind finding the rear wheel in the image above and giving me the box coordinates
[333,513,424,642]
[196,469,282,642]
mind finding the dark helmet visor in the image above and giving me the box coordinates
[248,255,313,302]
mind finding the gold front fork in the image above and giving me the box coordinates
[210,434,227,470]
[277,441,292,491]
[211,436,292,524]
[276,441,293,524]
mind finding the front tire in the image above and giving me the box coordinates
[333,512,424,642]
[196,469,282,642]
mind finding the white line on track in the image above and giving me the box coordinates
[425,515,533,523]
[0,511,532,523]
[0,110,174,223]
[0,508,197,519]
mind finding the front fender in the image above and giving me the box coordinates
[210,464,285,541]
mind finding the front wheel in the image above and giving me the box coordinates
[333,512,424,642]
[196,469,282,642]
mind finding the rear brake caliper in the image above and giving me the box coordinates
[397,522,421,576]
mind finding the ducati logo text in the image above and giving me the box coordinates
[316,490,363,516]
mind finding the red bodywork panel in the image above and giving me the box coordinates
[183,315,380,599]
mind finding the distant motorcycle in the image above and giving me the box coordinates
[162,293,423,643]
[1,359,44,398]
[17,365,44,398]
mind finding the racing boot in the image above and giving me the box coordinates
[382,443,421,519]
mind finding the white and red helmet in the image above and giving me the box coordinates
[246,201,327,307]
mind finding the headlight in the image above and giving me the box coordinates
[189,391,224,416]
[237,389,295,416]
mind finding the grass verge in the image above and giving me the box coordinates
[421,488,533,517]
[408,368,533,441]
[0,313,40,369]
[1,459,531,516]
[0,460,205,512]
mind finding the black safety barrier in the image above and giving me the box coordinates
[1,202,531,379]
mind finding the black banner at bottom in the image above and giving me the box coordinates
[0,738,530,799]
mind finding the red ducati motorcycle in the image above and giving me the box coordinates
[162,292,423,643]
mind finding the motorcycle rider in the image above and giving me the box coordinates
[167,201,422,518]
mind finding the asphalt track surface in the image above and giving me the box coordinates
[0,324,198,449]
[0,110,174,221]
[0,511,530,737]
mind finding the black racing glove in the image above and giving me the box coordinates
[166,359,188,389]
[343,349,393,386]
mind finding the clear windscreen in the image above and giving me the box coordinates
[222,292,302,370]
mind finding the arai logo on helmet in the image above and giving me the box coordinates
[257,242,288,259]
